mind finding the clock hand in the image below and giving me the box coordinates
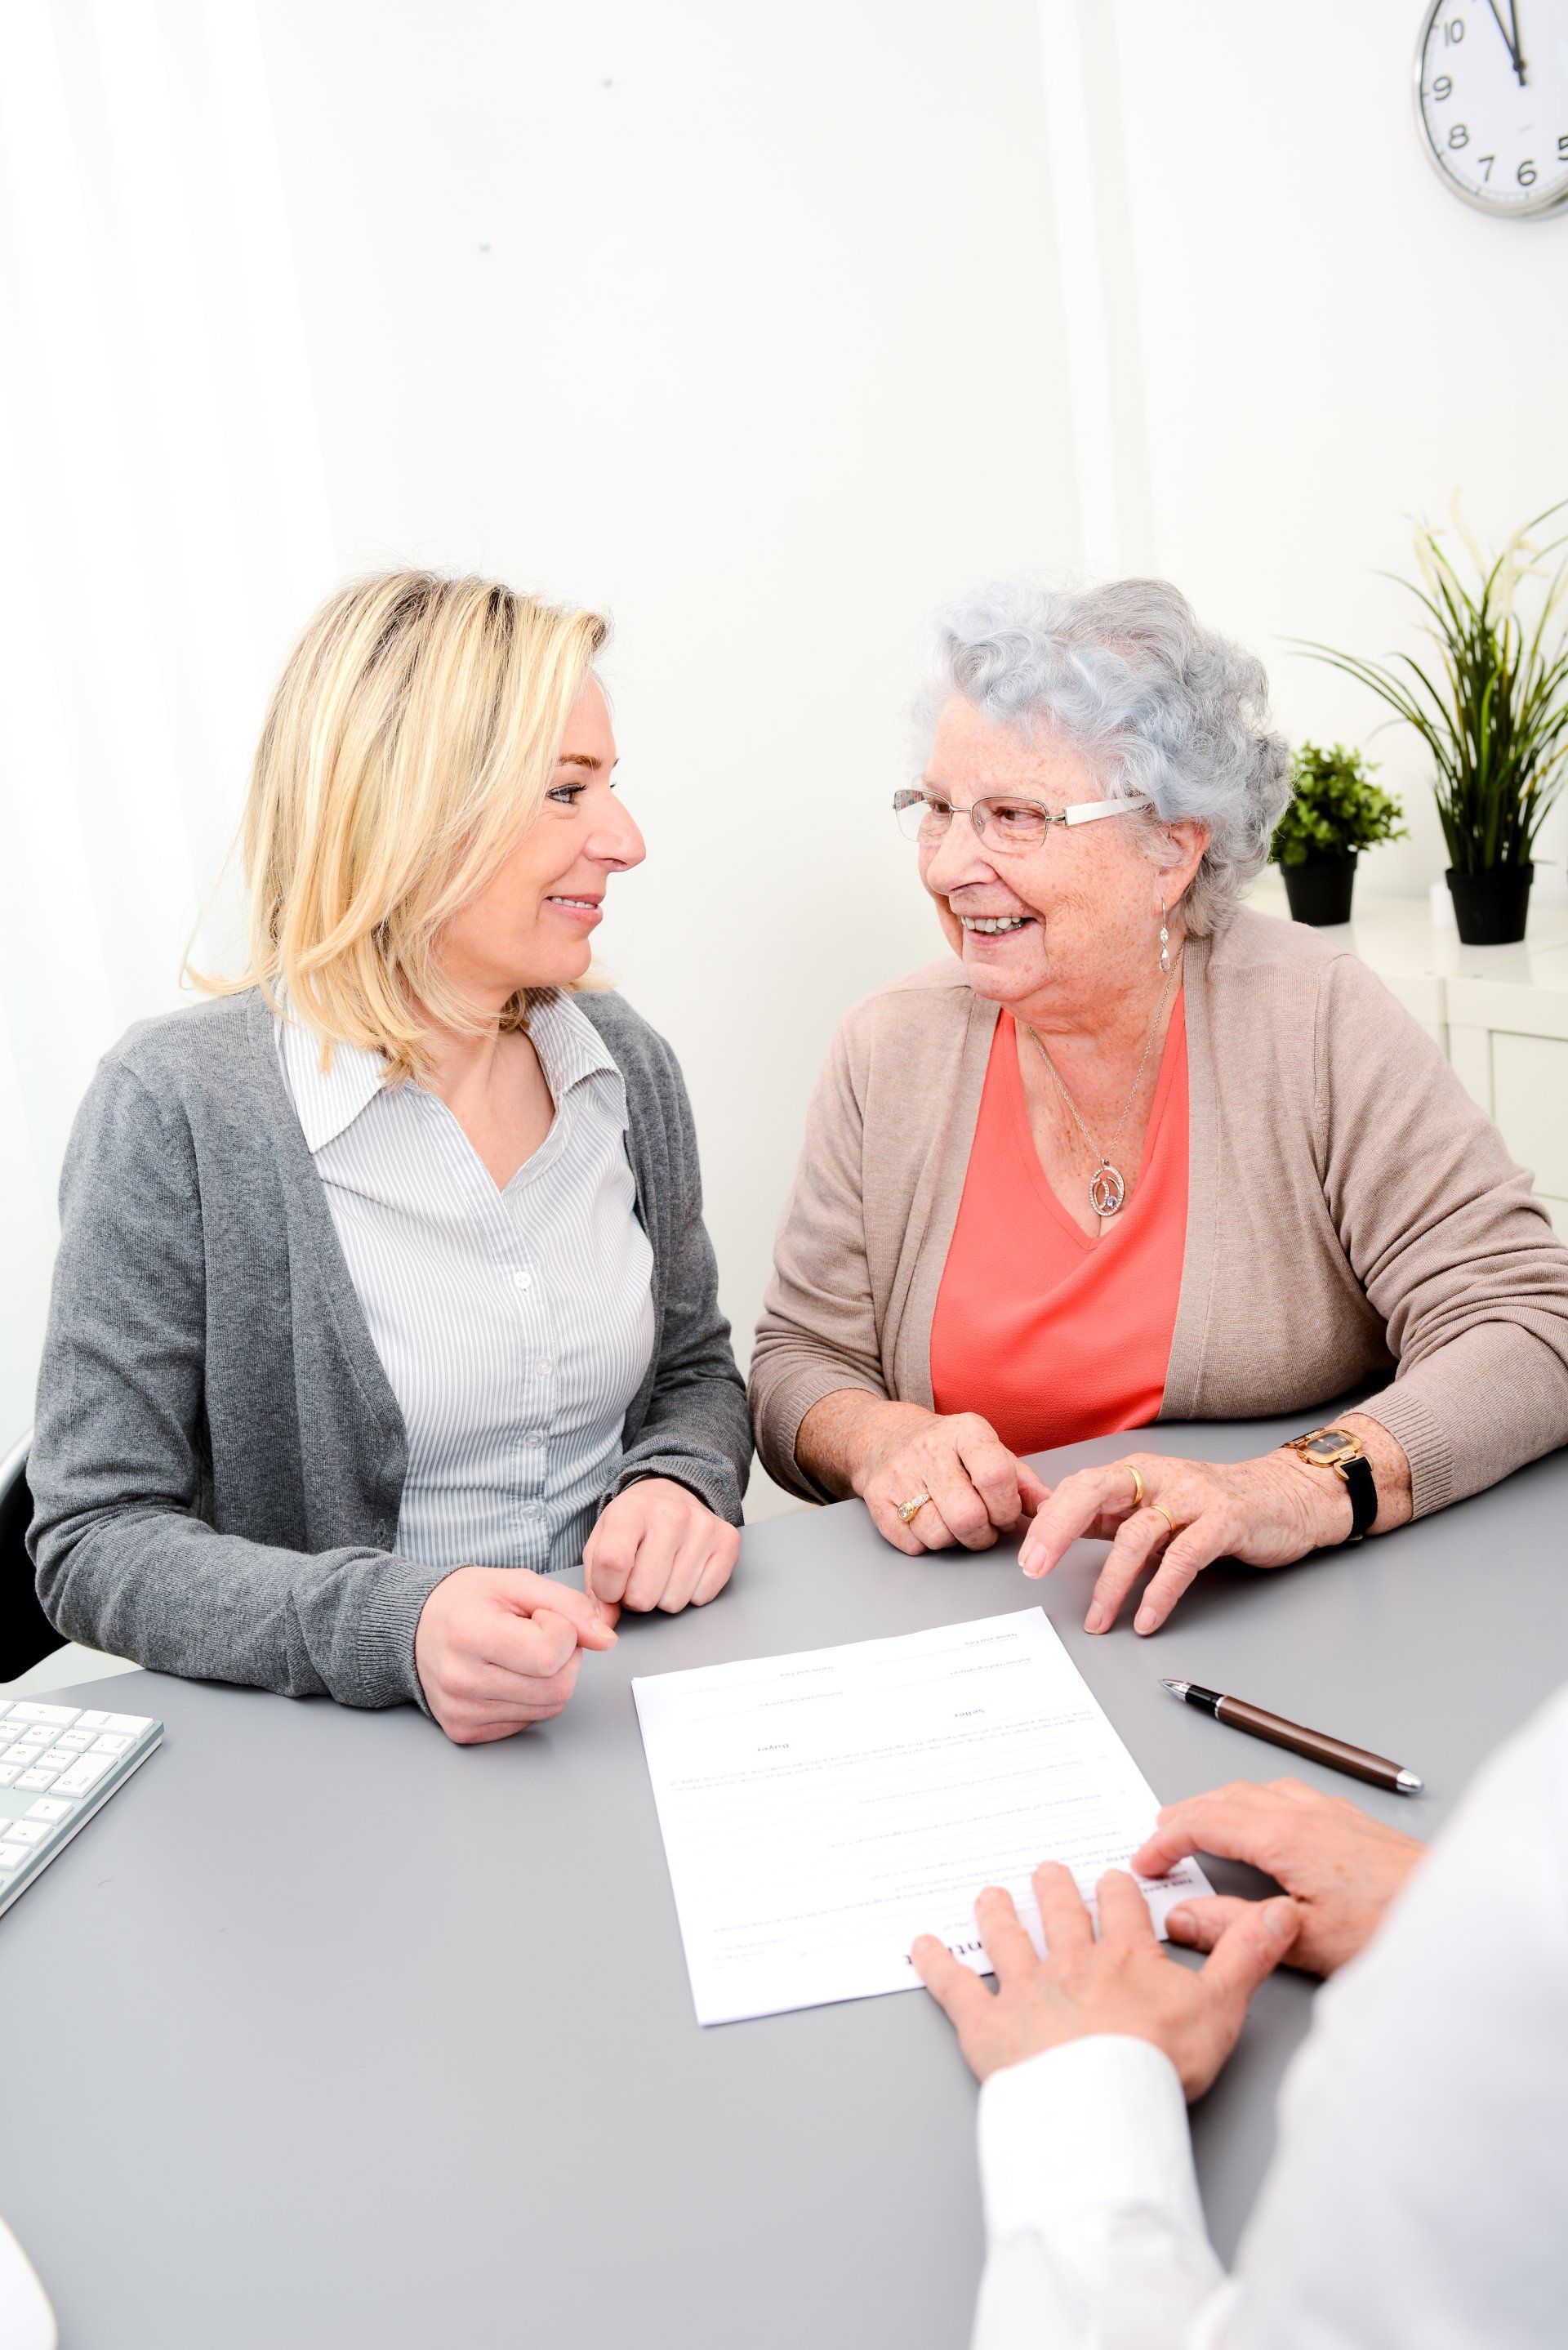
[1508,0,1528,85]
[1484,0,1526,83]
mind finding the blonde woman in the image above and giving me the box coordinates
[29,573,750,1742]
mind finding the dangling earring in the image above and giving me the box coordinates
[1158,898,1170,974]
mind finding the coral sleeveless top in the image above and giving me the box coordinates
[929,997,1189,1454]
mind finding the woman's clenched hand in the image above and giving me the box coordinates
[582,1478,740,1613]
[414,1566,619,1745]
[855,1402,1049,1556]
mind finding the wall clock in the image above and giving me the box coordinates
[1414,2,1568,215]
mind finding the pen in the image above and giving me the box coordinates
[1160,1679,1423,1796]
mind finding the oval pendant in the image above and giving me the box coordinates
[1089,1162,1125,1217]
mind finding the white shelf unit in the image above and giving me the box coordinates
[1246,881,1568,1242]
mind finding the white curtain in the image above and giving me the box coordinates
[0,0,336,1440]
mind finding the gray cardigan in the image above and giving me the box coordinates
[27,988,751,1711]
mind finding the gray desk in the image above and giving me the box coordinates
[6,1420,1567,2349]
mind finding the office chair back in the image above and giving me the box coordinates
[0,1437,65,1684]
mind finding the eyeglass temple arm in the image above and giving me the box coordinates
[1062,799,1128,827]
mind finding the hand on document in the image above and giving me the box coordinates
[1133,1776,1426,1977]
[634,1610,1213,2025]
[912,1862,1299,2098]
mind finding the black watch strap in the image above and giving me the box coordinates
[1341,1451,1377,1542]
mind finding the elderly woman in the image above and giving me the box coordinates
[29,572,751,1741]
[751,576,1568,1636]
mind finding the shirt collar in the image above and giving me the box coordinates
[526,991,626,1123]
[276,988,623,1157]
[276,1012,387,1155]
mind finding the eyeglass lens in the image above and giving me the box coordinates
[892,790,1054,849]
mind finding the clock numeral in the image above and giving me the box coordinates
[1441,14,1465,40]
[1477,154,1495,180]
[1447,123,1470,149]
[1517,159,1538,186]
[1558,134,1568,161]
[1431,74,1452,100]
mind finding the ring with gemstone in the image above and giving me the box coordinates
[897,1492,933,1525]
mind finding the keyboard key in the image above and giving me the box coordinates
[54,1756,112,1795]
[0,1767,19,1787]
[26,1801,70,1822]
[98,1715,151,1737]
[90,1735,131,1756]
[57,1732,94,1752]
[16,1727,51,1746]
[4,1823,47,1847]
[0,1847,24,1869]
[76,1711,110,1730]
[38,1750,77,1771]
[17,1771,57,1791]
[7,1704,78,1726]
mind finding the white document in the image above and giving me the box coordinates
[633,1608,1212,2026]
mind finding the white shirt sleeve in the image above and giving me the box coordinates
[968,1683,1568,2350]
[973,2036,1237,2350]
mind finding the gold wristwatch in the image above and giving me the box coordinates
[1281,1425,1377,1543]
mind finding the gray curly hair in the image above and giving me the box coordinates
[918,576,1292,936]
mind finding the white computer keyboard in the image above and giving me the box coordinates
[0,1699,163,1917]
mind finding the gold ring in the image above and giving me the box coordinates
[897,1492,933,1526]
[1121,1464,1144,1509]
[1148,1502,1178,1536]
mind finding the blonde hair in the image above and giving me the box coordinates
[191,570,609,1077]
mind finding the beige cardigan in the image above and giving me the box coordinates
[751,909,1568,1518]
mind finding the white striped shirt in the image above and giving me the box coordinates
[276,992,655,1575]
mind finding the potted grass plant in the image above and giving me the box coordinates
[1298,501,1568,946]
[1270,742,1406,925]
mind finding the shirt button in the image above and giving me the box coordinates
[512,1269,532,1291]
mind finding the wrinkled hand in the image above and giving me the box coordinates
[414,1566,618,1746]
[1017,1448,1351,1634]
[912,1862,1298,2098]
[857,1404,1049,1557]
[582,1478,739,1613]
[1132,1776,1425,1976]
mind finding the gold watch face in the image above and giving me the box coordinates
[1296,1427,1361,1467]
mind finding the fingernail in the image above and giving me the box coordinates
[1264,1899,1297,1942]
[1166,1906,1192,1938]
[1134,1606,1157,1634]
[1085,1604,1107,1633]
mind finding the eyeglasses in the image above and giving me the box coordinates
[891,787,1129,851]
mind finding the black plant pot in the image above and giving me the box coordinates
[1446,863,1533,947]
[1281,853,1357,926]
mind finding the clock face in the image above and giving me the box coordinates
[1414,1,1568,216]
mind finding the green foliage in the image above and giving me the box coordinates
[1294,501,1568,875]
[1270,742,1407,867]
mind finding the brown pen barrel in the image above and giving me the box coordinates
[1214,1697,1405,1793]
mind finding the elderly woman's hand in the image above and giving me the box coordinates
[1016,1442,1382,1634]
[854,1402,1050,1556]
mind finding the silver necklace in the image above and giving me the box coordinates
[1022,953,1182,1220]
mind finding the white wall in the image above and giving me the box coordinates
[1062,0,1568,899]
[0,0,335,1446]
